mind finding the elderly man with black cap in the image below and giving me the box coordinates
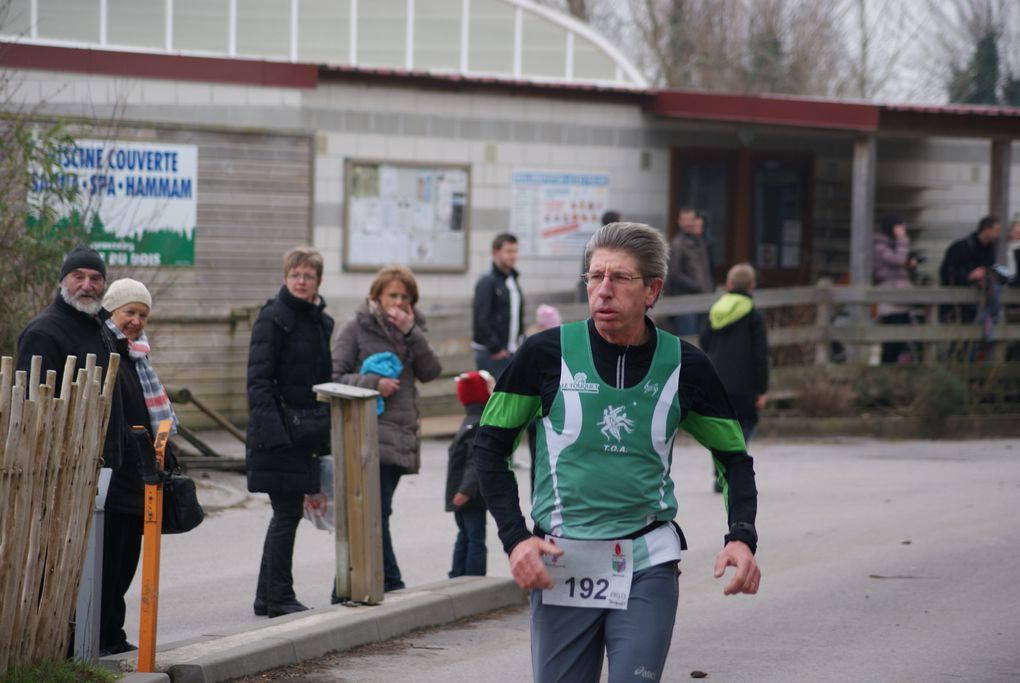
[18,245,113,375]
[17,244,131,652]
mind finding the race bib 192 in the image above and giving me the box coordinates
[541,537,633,610]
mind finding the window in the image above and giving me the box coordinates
[297,0,350,64]
[174,0,229,53]
[357,0,405,68]
[573,34,615,82]
[38,0,100,43]
[468,0,514,75]
[521,11,565,79]
[236,0,289,58]
[108,0,164,49]
[413,0,460,71]
[0,0,33,37]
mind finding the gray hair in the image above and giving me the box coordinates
[583,222,669,282]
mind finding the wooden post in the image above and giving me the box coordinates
[137,419,173,673]
[849,135,876,288]
[925,303,940,365]
[990,139,1012,263]
[848,135,877,363]
[814,279,832,365]
[313,382,384,605]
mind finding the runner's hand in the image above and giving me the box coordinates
[509,537,564,590]
[714,540,760,595]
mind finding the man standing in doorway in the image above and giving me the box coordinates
[472,233,524,378]
[475,222,760,683]
[665,208,714,336]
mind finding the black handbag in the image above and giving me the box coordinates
[162,473,204,534]
[281,403,331,454]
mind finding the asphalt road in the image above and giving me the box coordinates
[190,436,1020,683]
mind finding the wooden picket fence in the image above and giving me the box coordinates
[0,353,119,672]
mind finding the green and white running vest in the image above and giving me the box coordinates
[533,321,683,570]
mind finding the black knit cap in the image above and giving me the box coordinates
[59,245,107,281]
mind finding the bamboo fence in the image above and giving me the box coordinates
[0,352,119,672]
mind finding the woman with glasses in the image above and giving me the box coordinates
[246,247,334,617]
[331,265,442,592]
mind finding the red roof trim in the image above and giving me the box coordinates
[0,42,317,89]
[651,90,880,131]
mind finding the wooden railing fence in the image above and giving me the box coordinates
[0,353,119,672]
[416,283,1020,416]
[589,282,1020,363]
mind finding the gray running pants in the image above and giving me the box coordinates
[530,562,679,683]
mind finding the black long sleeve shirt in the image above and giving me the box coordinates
[473,318,757,556]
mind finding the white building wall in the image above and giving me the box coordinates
[6,65,1019,315]
[303,82,664,314]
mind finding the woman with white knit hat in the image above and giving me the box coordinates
[98,277,179,656]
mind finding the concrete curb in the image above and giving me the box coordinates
[109,577,526,683]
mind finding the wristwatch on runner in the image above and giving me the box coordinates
[725,522,757,553]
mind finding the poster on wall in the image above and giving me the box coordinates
[510,169,609,256]
[30,139,198,266]
[344,159,469,272]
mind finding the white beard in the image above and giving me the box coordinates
[60,285,103,316]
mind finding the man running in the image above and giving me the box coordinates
[474,222,760,683]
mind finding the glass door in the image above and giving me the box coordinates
[751,155,812,287]
[671,150,736,284]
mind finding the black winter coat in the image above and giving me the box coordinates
[444,404,486,512]
[106,345,151,515]
[939,232,995,287]
[16,294,125,470]
[472,264,524,354]
[699,291,768,420]
[246,286,334,495]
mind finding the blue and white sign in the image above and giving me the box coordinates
[511,169,609,256]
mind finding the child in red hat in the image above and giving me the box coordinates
[445,370,494,577]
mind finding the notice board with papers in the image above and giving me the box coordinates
[343,159,470,272]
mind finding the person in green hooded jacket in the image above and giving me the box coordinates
[699,263,769,445]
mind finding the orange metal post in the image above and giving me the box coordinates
[137,419,172,673]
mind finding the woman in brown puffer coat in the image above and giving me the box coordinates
[332,265,442,591]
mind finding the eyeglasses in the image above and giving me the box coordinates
[581,271,646,286]
[286,272,318,282]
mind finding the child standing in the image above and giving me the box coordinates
[445,370,494,577]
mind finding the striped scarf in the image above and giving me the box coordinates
[105,319,179,437]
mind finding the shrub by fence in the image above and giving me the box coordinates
[0,353,119,672]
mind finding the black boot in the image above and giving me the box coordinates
[268,599,309,618]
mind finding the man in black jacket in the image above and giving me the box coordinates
[472,233,524,378]
[16,245,125,470]
[16,245,129,654]
[939,216,1001,323]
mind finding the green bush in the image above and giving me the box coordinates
[793,369,853,417]
[911,365,968,428]
[852,366,919,411]
[0,660,116,683]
